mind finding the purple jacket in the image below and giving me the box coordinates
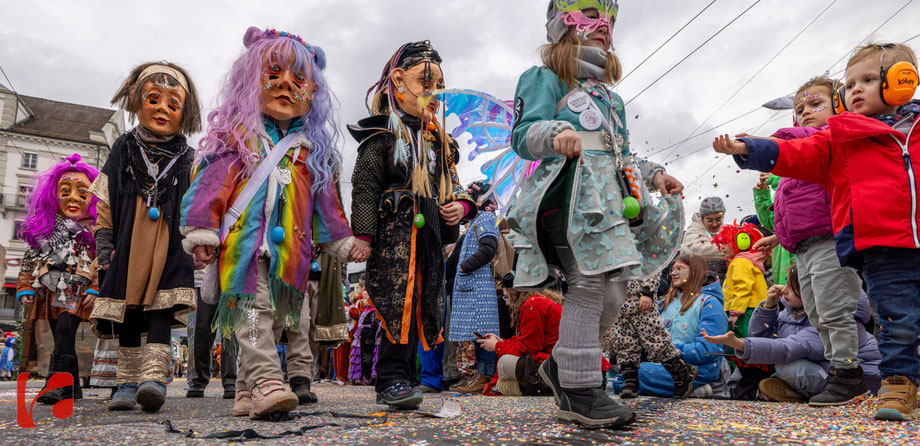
[740,293,881,392]
[770,126,835,253]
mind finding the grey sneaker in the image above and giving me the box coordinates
[809,366,869,407]
[108,383,138,411]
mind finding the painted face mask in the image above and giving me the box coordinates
[555,0,618,40]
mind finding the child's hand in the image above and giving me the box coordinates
[192,245,216,269]
[765,285,784,308]
[352,238,372,263]
[639,295,654,312]
[753,234,779,252]
[727,314,739,328]
[652,172,684,197]
[440,201,465,226]
[553,129,582,159]
[754,172,771,190]
[701,328,744,352]
[476,334,500,352]
[712,134,748,156]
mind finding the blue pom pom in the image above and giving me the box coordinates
[310,262,320,272]
[148,207,160,220]
[271,226,286,244]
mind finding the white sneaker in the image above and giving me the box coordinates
[692,384,713,398]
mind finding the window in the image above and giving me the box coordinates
[21,152,37,170]
[12,220,24,240]
[17,185,32,208]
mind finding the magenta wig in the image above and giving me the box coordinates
[19,153,99,248]
[198,26,341,194]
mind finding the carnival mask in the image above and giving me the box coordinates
[393,61,444,122]
[57,172,90,220]
[138,80,186,136]
[260,53,315,125]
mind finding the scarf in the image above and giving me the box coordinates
[577,46,609,80]
[873,100,920,127]
[126,127,191,205]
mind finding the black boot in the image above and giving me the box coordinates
[557,386,635,428]
[619,363,639,399]
[290,376,318,404]
[36,354,73,405]
[662,356,698,399]
[808,366,869,406]
[67,354,83,400]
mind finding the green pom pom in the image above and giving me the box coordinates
[623,197,640,219]
[414,213,426,228]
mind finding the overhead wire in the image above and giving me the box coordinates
[624,0,762,106]
[618,0,718,85]
[657,0,838,164]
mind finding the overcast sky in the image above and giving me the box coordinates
[2,0,918,223]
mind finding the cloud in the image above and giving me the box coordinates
[2,0,917,223]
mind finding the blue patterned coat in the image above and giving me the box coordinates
[449,211,500,341]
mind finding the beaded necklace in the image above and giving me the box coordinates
[578,80,615,111]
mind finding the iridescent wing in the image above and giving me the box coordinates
[431,88,540,216]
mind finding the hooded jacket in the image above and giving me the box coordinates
[738,103,920,267]
[681,213,724,261]
[740,293,881,392]
[722,251,768,313]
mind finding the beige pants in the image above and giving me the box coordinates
[285,280,319,379]
[235,257,289,390]
[495,354,522,396]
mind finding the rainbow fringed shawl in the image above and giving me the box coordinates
[180,118,351,337]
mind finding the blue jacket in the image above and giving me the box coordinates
[659,277,728,384]
[740,293,881,391]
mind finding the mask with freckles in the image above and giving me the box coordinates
[260,53,315,126]
[57,172,91,220]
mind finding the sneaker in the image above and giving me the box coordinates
[136,381,167,412]
[537,355,563,406]
[290,376,318,404]
[223,385,236,400]
[759,378,807,403]
[376,382,423,409]
[249,379,298,420]
[692,384,713,398]
[456,374,490,394]
[557,386,635,428]
[874,376,919,421]
[186,385,205,398]
[232,390,253,417]
[107,383,138,411]
[415,384,441,393]
[448,376,472,392]
[809,366,869,407]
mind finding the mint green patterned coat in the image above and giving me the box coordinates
[507,66,684,288]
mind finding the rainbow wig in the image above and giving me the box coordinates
[198,26,341,194]
[19,153,99,249]
[711,221,764,254]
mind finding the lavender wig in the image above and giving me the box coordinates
[19,153,99,248]
[198,26,341,194]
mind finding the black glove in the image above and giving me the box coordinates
[96,228,114,267]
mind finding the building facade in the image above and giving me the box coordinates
[0,82,123,326]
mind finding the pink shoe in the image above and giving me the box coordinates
[232,389,252,417]
[249,379,297,420]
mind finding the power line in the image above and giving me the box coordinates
[618,0,718,85]
[822,0,914,74]
[658,0,838,164]
[665,110,792,167]
[641,106,762,158]
[624,0,762,107]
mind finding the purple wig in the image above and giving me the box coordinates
[198,26,341,194]
[19,153,99,249]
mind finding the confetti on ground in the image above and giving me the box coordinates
[1,380,918,445]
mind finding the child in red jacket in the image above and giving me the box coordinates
[714,42,920,421]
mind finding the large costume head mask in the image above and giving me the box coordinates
[19,154,99,249]
[198,26,340,194]
[546,0,618,44]
[111,62,202,137]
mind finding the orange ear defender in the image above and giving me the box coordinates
[832,84,847,114]
[881,60,919,106]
